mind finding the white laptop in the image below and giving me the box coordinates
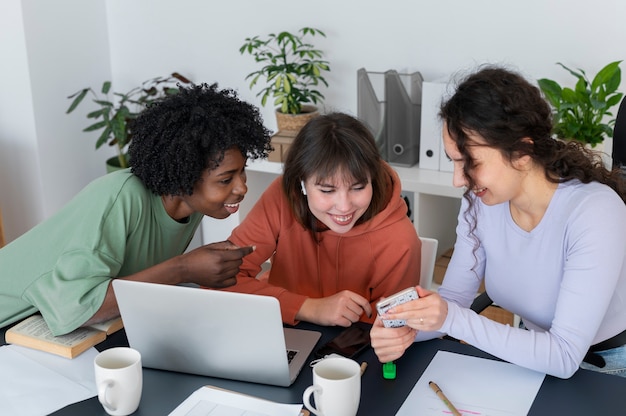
[112,280,321,387]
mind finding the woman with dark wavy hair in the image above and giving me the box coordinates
[0,83,272,336]
[371,66,626,379]
[225,112,421,327]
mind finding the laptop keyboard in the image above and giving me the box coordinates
[286,349,298,363]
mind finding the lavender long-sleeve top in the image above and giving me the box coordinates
[419,180,626,378]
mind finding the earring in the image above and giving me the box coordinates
[300,180,307,196]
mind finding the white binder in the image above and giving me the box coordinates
[439,136,454,172]
[419,81,448,171]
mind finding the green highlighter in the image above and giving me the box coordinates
[382,362,396,379]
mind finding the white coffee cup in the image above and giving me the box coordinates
[302,356,361,416]
[94,347,143,416]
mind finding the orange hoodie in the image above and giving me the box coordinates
[226,163,421,325]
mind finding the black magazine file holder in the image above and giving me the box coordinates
[612,97,626,169]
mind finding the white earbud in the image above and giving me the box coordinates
[300,180,307,196]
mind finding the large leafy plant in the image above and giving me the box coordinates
[240,27,330,115]
[538,61,623,147]
[66,72,192,168]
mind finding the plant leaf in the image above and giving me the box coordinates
[66,89,89,113]
[95,125,111,149]
[86,108,107,119]
[591,61,622,92]
[83,120,107,132]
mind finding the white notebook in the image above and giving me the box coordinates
[396,350,545,415]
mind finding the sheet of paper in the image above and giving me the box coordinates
[168,385,303,416]
[396,350,545,416]
[0,344,98,416]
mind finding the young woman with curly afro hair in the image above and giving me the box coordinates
[0,83,272,336]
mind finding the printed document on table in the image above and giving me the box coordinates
[168,385,303,416]
[0,344,98,416]
[396,350,545,416]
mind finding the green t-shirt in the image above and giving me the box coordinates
[0,169,202,335]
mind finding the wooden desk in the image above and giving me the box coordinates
[16,323,623,416]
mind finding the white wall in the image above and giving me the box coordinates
[1,0,624,243]
[0,0,112,242]
[104,0,626,133]
[0,0,44,242]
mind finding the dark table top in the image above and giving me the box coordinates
[4,322,626,415]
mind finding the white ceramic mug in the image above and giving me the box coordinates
[94,347,143,416]
[302,356,361,416]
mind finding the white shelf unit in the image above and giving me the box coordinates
[391,165,463,256]
[202,159,463,257]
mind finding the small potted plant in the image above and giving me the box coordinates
[240,27,331,134]
[538,61,623,148]
[66,72,192,171]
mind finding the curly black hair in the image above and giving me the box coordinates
[129,83,272,196]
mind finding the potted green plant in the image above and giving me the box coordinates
[538,61,623,147]
[239,27,330,134]
[66,72,192,171]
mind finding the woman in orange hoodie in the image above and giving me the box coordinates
[226,112,421,327]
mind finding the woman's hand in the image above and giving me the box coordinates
[381,286,449,331]
[179,240,254,288]
[297,290,372,327]
[370,317,417,363]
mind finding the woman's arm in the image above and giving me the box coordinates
[84,241,254,326]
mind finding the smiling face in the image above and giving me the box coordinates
[443,127,525,206]
[302,171,373,234]
[165,147,248,220]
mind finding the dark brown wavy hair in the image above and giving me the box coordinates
[440,65,626,254]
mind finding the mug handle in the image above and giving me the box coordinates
[97,379,117,412]
[302,385,324,416]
